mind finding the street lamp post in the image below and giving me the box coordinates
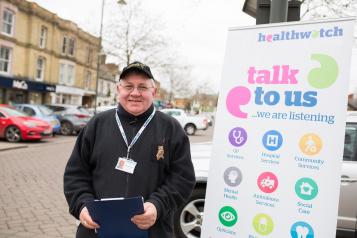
[94,0,127,115]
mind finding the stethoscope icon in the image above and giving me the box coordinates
[232,129,244,145]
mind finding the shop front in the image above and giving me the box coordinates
[55,85,85,106]
[0,75,56,105]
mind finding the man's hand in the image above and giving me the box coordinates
[131,202,157,230]
[79,206,100,229]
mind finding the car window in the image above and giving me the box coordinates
[344,124,357,162]
[38,105,54,116]
[23,106,36,116]
[0,112,5,118]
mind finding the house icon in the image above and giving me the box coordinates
[300,182,314,195]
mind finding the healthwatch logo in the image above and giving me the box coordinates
[226,54,339,119]
[258,26,343,42]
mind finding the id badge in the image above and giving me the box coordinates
[115,157,137,174]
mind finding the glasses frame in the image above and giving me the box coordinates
[119,83,155,93]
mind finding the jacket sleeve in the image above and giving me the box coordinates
[63,125,95,219]
[147,121,196,219]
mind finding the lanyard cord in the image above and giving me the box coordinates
[115,108,156,158]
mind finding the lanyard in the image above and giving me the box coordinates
[115,108,156,158]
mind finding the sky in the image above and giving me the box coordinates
[29,0,255,92]
[29,0,357,93]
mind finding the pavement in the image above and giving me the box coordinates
[0,141,28,151]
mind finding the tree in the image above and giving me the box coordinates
[161,63,194,103]
[300,0,357,19]
[103,0,169,68]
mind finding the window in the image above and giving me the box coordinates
[68,38,75,56]
[86,47,93,64]
[84,70,91,89]
[2,8,14,35]
[23,107,36,116]
[344,125,357,162]
[39,26,47,48]
[59,62,75,85]
[62,37,67,54]
[62,36,75,56]
[36,57,45,81]
[0,46,11,73]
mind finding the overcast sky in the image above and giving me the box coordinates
[29,0,356,93]
[29,0,255,91]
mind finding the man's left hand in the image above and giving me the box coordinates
[131,202,157,230]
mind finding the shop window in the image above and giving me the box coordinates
[39,26,47,48]
[2,8,14,36]
[0,46,11,73]
[36,57,45,81]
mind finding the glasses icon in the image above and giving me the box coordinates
[119,84,154,93]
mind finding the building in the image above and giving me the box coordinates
[0,0,100,106]
[97,62,119,107]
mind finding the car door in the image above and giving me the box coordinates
[337,123,357,231]
[0,111,8,136]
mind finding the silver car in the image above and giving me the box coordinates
[174,116,357,238]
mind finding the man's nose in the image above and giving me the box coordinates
[130,87,141,95]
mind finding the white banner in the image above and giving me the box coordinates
[201,18,355,238]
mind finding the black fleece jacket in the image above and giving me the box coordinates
[63,104,196,238]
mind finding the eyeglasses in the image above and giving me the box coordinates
[119,84,154,93]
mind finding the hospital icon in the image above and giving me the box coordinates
[299,133,322,156]
[224,167,243,187]
[290,221,314,238]
[228,127,248,147]
[262,130,283,151]
[295,177,318,200]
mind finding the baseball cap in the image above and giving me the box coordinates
[119,61,154,80]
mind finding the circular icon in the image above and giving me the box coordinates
[252,213,274,235]
[257,172,278,193]
[290,221,314,238]
[295,177,318,200]
[299,133,322,156]
[224,167,243,187]
[228,127,248,147]
[218,206,238,227]
[262,130,283,151]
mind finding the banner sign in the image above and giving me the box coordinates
[201,18,355,238]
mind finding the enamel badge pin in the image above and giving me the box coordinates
[156,146,164,160]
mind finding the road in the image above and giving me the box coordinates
[0,126,213,238]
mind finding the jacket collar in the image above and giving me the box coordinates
[117,104,154,123]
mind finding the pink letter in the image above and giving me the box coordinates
[226,86,251,118]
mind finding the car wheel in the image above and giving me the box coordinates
[174,187,205,238]
[60,121,73,136]
[184,124,196,136]
[5,126,22,142]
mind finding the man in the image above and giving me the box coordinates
[63,61,196,238]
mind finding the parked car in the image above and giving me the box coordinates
[13,104,60,135]
[43,104,91,135]
[0,106,52,142]
[88,105,117,115]
[174,114,357,238]
[161,108,209,135]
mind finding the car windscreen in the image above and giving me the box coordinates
[0,107,28,117]
[38,105,54,116]
[344,123,357,161]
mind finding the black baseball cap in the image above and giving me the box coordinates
[119,61,154,80]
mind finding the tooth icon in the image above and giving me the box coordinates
[296,225,309,238]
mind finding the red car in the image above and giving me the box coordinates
[0,106,52,142]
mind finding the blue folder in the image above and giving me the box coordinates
[85,196,148,238]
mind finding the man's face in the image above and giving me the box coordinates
[117,74,156,116]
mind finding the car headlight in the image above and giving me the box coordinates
[23,121,37,128]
